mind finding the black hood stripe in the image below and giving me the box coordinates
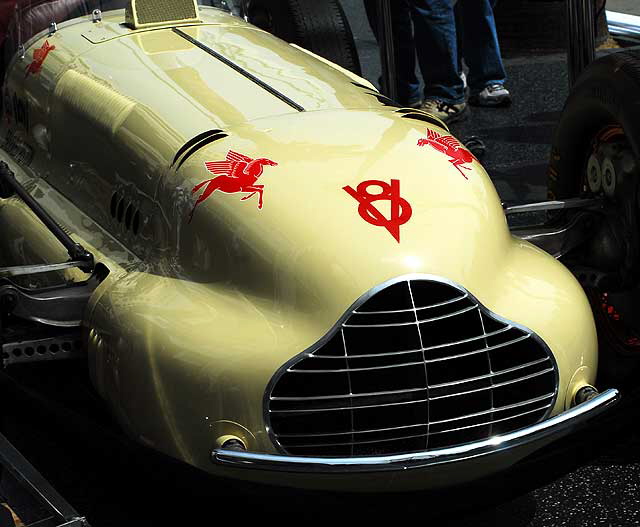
[172,129,224,167]
[172,27,306,113]
[175,132,229,171]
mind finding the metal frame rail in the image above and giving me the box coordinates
[0,432,89,527]
[0,162,102,369]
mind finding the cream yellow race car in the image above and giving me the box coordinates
[0,0,623,492]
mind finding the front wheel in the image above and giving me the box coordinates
[548,49,640,384]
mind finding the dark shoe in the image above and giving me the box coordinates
[469,84,512,107]
[420,99,469,124]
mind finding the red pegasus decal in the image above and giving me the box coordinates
[189,150,278,222]
[417,129,476,179]
[25,40,56,78]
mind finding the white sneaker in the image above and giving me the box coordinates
[469,84,512,107]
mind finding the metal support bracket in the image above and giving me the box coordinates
[0,162,94,272]
[0,276,99,328]
[508,197,605,259]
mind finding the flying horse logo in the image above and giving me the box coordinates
[417,129,476,179]
[189,150,278,222]
[25,40,56,77]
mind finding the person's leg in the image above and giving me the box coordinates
[408,0,465,105]
[458,0,508,96]
[364,0,421,106]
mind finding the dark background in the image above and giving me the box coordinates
[4,2,640,526]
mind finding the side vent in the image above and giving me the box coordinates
[396,108,449,132]
[125,0,200,29]
[110,193,142,235]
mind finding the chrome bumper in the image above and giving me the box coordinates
[212,389,619,473]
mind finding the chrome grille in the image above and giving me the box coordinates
[267,278,558,457]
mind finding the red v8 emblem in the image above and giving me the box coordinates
[343,179,412,243]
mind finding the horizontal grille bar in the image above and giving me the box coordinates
[343,304,477,327]
[310,325,514,359]
[429,368,555,401]
[428,357,550,389]
[276,393,556,438]
[283,404,552,449]
[270,396,430,414]
[271,385,428,402]
[271,368,553,414]
[354,293,468,314]
[286,334,532,373]
[429,404,552,436]
[267,277,558,457]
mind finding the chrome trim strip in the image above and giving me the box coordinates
[504,197,603,215]
[218,389,619,473]
[607,11,640,42]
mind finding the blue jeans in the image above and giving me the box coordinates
[365,0,507,106]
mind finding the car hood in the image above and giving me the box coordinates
[70,14,383,131]
[160,109,513,316]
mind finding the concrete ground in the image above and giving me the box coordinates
[609,0,640,16]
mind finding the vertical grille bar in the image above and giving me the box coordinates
[478,309,495,437]
[340,328,355,457]
[267,277,559,457]
[408,281,430,450]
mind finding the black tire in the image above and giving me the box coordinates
[547,49,640,385]
[246,0,362,76]
[548,50,640,199]
[494,0,609,52]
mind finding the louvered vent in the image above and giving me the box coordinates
[125,0,200,29]
[267,278,558,457]
[396,108,448,131]
[350,82,401,108]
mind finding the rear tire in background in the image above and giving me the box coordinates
[494,0,609,51]
[246,0,362,75]
[547,49,640,385]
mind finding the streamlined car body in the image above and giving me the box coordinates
[0,0,618,492]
